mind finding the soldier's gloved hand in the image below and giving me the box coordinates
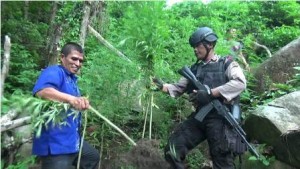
[190,85,212,106]
[188,92,199,107]
[152,77,164,90]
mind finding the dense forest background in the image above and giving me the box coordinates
[1,1,300,168]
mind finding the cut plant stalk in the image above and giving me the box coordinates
[88,106,137,146]
[142,96,150,139]
[77,110,87,169]
[149,93,153,139]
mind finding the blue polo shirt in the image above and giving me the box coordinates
[32,65,81,156]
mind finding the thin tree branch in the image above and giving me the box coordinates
[237,52,250,71]
[3,137,32,149]
[254,41,272,58]
[0,109,18,124]
[1,116,32,132]
[88,25,132,63]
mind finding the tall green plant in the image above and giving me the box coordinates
[4,44,39,95]
[55,1,83,43]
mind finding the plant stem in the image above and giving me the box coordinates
[89,106,137,146]
[149,93,153,139]
[77,111,87,169]
[142,97,150,139]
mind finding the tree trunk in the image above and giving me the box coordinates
[90,1,104,31]
[24,0,29,20]
[46,1,62,66]
[47,26,62,66]
[80,1,91,48]
[1,36,11,97]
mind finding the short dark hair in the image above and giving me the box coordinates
[61,42,83,57]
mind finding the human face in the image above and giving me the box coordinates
[61,50,84,74]
[193,43,208,60]
[230,29,237,37]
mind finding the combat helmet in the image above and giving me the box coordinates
[189,27,218,48]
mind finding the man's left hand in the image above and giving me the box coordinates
[190,85,212,105]
[152,77,164,90]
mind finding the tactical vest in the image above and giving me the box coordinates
[186,57,232,94]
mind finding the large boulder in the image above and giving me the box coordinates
[253,38,300,92]
[243,91,300,168]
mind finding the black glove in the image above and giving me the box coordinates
[152,77,164,90]
[189,85,212,106]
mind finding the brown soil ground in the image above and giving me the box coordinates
[27,139,170,169]
[101,139,171,169]
[27,138,214,169]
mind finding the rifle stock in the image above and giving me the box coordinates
[178,65,259,158]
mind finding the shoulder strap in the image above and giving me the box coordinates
[218,55,233,82]
[223,55,233,71]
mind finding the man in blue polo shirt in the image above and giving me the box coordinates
[32,42,99,169]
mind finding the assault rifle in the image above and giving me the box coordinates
[178,65,259,158]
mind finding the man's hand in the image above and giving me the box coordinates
[69,97,90,111]
[152,77,164,90]
[36,88,90,111]
[189,85,212,106]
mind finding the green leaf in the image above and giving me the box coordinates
[248,156,258,161]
